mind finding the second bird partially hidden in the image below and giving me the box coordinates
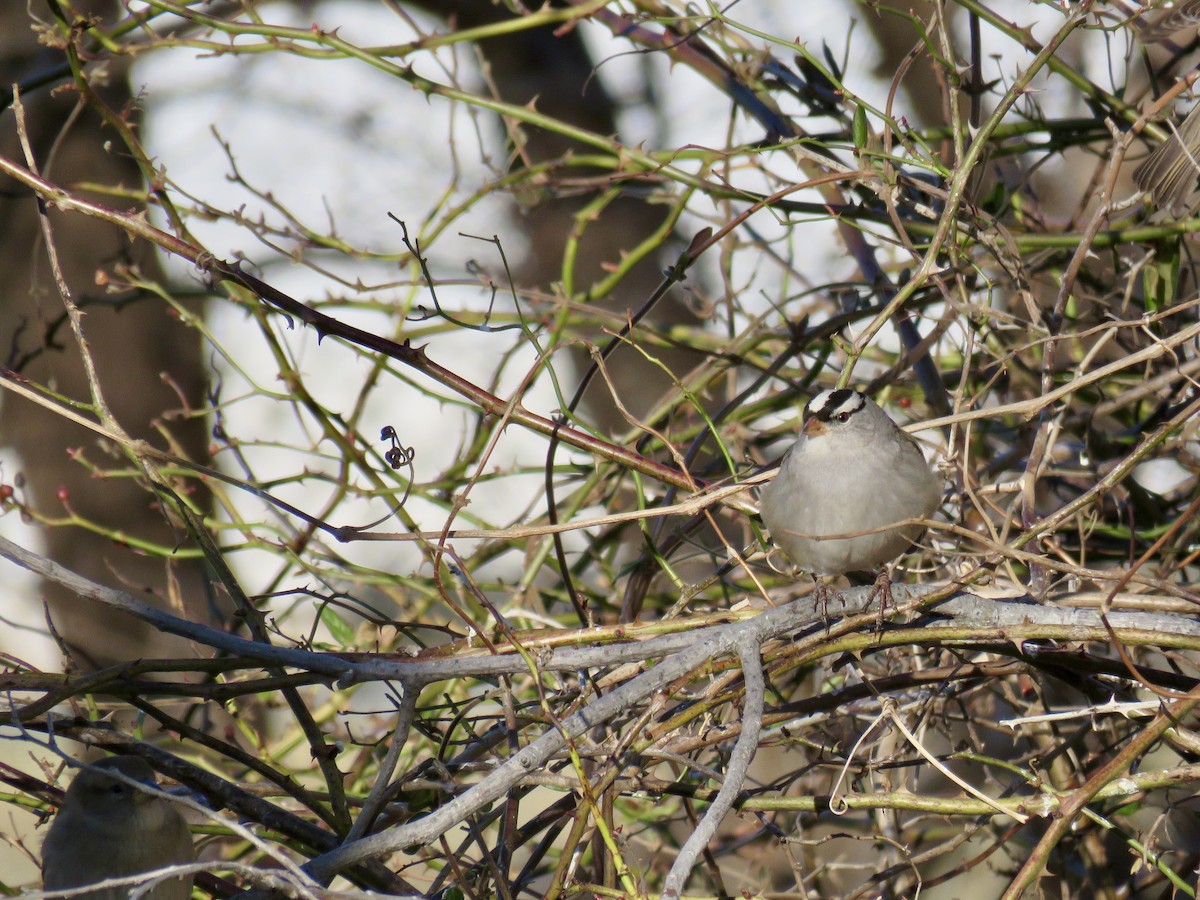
[41,756,195,900]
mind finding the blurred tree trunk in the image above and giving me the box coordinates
[0,1,213,667]
[863,1,948,127]
[416,0,706,430]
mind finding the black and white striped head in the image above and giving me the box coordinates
[802,389,871,437]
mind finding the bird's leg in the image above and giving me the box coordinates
[865,569,896,628]
[812,576,846,623]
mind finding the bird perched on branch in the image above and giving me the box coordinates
[759,388,942,578]
[41,756,195,900]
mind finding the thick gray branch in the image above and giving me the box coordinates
[660,634,765,898]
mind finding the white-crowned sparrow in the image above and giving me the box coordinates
[759,388,942,576]
[42,756,195,900]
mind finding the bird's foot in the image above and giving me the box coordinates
[865,570,895,628]
[812,579,847,623]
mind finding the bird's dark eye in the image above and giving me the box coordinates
[836,412,851,423]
